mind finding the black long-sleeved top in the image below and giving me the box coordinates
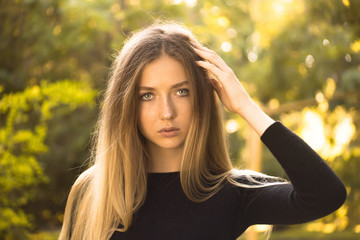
[110,122,346,240]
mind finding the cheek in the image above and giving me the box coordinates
[181,100,193,126]
[137,105,147,134]
[138,104,155,134]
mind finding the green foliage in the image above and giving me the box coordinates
[341,68,360,91]
[27,229,60,240]
[0,80,96,237]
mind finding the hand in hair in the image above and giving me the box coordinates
[194,45,251,115]
[194,45,274,136]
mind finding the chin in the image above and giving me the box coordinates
[156,141,185,150]
[159,144,184,150]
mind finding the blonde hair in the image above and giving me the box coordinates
[59,21,286,240]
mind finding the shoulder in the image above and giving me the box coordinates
[69,166,94,211]
[60,166,94,239]
[72,166,94,191]
[68,167,95,224]
[67,166,94,207]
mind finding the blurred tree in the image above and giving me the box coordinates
[246,0,360,232]
[222,0,360,234]
[0,80,96,238]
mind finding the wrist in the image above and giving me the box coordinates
[234,98,257,117]
[235,100,275,136]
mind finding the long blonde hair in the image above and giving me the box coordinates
[59,21,285,240]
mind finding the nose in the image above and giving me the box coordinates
[159,96,176,120]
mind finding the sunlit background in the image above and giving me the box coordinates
[1,0,359,239]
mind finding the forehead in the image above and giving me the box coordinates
[139,55,189,87]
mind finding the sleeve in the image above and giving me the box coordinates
[239,121,347,226]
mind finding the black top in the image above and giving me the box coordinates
[110,122,346,240]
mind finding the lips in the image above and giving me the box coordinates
[158,127,180,137]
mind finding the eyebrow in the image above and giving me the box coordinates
[139,81,189,91]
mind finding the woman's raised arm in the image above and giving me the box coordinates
[194,44,346,228]
[194,45,274,136]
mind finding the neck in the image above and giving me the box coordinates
[147,144,183,173]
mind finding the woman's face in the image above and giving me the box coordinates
[138,54,193,155]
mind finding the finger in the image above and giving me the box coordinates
[192,43,215,53]
[193,43,213,54]
[195,45,217,55]
[206,77,223,100]
[193,48,228,71]
[210,77,223,89]
[193,45,229,66]
[193,47,221,65]
[196,60,224,79]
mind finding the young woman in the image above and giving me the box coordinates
[59,22,346,240]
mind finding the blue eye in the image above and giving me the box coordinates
[177,89,190,96]
[141,93,153,101]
